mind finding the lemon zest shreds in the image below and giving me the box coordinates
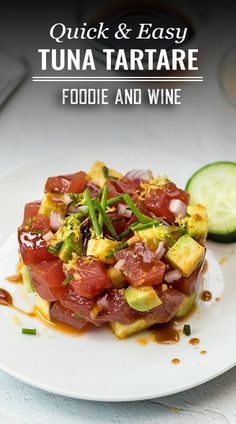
[105,206,116,214]
[54,214,82,243]
[140,175,170,198]
[65,253,79,271]
[175,216,188,228]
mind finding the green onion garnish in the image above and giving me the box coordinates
[107,195,124,206]
[103,166,119,180]
[103,166,109,178]
[70,193,82,203]
[119,221,139,239]
[133,220,160,232]
[74,210,89,221]
[47,241,63,255]
[105,241,129,259]
[63,275,74,286]
[22,328,36,335]
[95,200,119,240]
[47,245,59,255]
[183,324,191,336]
[72,195,124,222]
[32,230,43,235]
[98,185,109,230]
[123,194,152,224]
[84,188,101,236]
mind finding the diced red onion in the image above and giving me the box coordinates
[125,169,153,182]
[77,205,88,212]
[158,218,172,227]
[42,231,54,242]
[63,194,72,205]
[156,241,166,259]
[114,259,125,271]
[117,203,132,218]
[169,199,187,218]
[68,204,79,214]
[164,269,182,283]
[50,211,63,232]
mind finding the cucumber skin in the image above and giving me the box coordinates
[186,161,236,244]
[208,231,236,244]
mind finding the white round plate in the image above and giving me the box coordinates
[0,145,235,402]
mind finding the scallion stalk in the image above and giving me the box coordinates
[84,189,101,236]
[105,241,129,258]
[123,194,152,224]
[72,195,124,222]
[95,200,119,240]
[133,220,160,232]
[107,195,124,206]
[63,275,74,286]
[119,221,139,239]
[22,328,36,335]
[32,230,43,235]
[98,185,109,230]
[103,166,119,180]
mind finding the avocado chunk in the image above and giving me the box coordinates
[125,286,162,312]
[38,193,67,217]
[35,293,50,320]
[111,319,152,339]
[135,225,171,250]
[21,265,35,293]
[175,293,196,318]
[165,234,205,277]
[87,237,119,264]
[187,204,208,245]
[107,267,126,288]
[58,235,81,263]
[87,161,123,188]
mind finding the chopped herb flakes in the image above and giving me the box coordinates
[183,324,191,336]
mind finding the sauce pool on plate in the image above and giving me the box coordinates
[171,358,180,365]
[154,324,180,344]
[0,288,86,336]
[189,337,200,345]
[201,290,212,302]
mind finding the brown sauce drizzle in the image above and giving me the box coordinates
[6,274,23,284]
[189,337,200,345]
[154,324,180,344]
[200,350,207,355]
[35,308,87,336]
[0,288,35,317]
[0,288,86,336]
[137,337,149,346]
[201,290,212,302]
[0,289,13,306]
[171,358,180,365]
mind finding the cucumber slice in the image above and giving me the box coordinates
[186,162,236,243]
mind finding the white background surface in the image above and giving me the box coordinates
[0,0,236,422]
